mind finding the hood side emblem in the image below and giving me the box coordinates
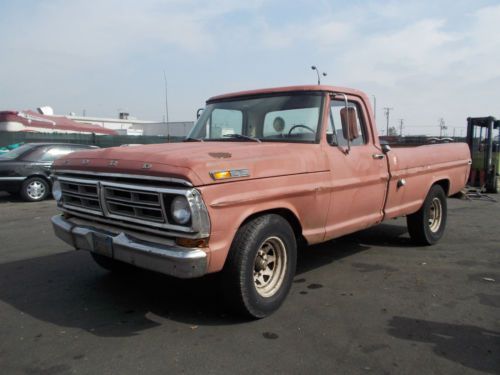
[142,163,152,169]
[209,152,232,159]
[81,159,90,165]
[108,160,119,167]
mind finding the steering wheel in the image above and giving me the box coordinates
[288,124,315,135]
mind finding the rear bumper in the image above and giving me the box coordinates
[51,215,208,278]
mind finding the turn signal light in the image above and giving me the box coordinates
[212,170,232,180]
[210,168,250,180]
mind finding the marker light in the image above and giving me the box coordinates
[210,169,250,180]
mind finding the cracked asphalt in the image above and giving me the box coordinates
[0,191,498,374]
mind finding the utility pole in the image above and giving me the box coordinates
[383,107,394,136]
[399,119,404,137]
[163,71,170,141]
[372,95,377,121]
[439,118,447,137]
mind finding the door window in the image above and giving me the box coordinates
[328,100,366,146]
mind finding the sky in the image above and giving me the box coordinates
[1,0,499,136]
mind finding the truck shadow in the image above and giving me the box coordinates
[387,316,500,374]
[0,191,55,203]
[297,222,410,275]
[0,223,410,336]
[0,191,22,203]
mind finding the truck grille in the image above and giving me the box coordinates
[57,175,183,230]
[60,179,102,214]
[104,186,164,222]
[54,171,210,238]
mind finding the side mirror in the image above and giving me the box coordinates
[196,108,204,119]
[382,144,391,153]
[331,92,351,153]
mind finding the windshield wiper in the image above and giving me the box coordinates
[183,137,204,142]
[222,134,261,143]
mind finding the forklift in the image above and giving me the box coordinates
[466,116,500,193]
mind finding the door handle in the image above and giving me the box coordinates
[372,154,385,160]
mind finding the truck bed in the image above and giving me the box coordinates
[383,142,471,219]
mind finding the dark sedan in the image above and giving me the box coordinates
[0,143,98,201]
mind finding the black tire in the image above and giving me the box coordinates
[486,175,499,194]
[90,252,127,272]
[20,176,50,202]
[407,184,447,245]
[222,214,297,318]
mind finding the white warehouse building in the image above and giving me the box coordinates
[68,112,194,137]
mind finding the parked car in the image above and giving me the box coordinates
[0,143,98,201]
[0,142,25,155]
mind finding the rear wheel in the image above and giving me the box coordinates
[20,177,49,202]
[222,214,297,318]
[407,185,447,245]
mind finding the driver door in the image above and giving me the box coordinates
[324,96,388,240]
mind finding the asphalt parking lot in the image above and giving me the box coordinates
[0,192,498,375]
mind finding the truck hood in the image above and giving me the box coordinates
[53,142,329,186]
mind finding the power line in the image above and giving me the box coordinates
[383,107,394,136]
[439,118,447,137]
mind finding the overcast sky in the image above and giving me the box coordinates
[1,0,499,136]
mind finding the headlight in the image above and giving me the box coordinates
[171,196,191,225]
[52,180,62,201]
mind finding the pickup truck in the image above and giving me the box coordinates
[50,85,471,318]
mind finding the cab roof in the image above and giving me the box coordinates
[207,85,367,103]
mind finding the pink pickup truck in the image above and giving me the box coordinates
[51,85,471,317]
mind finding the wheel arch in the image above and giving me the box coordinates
[239,207,306,246]
[431,178,450,196]
[26,173,51,185]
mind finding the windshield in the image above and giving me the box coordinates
[0,144,37,160]
[188,93,324,143]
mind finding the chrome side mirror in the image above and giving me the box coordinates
[331,93,351,153]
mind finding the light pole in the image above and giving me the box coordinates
[311,66,327,85]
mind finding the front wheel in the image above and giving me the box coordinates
[222,214,297,318]
[407,184,447,245]
[20,177,50,202]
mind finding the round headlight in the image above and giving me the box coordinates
[171,196,191,225]
[52,180,62,201]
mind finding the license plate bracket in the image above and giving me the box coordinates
[92,233,113,257]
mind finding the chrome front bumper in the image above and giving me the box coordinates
[51,215,208,278]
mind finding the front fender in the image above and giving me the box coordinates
[198,172,330,272]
